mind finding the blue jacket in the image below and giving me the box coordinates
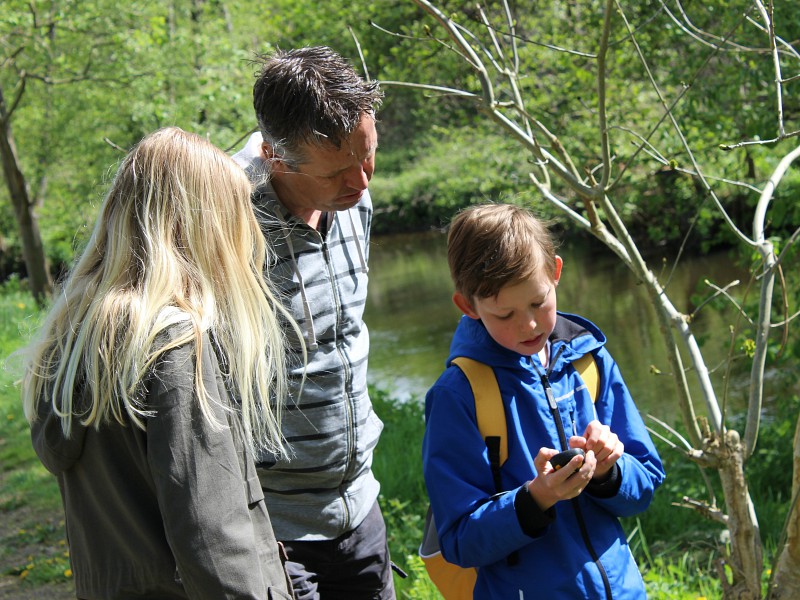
[423,312,665,600]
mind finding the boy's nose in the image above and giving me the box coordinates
[522,315,537,333]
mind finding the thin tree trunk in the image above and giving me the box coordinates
[713,430,763,599]
[767,411,800,599]
[0,85,53,304]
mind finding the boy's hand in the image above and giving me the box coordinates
[527,447,596,511]
[570,420,624,482]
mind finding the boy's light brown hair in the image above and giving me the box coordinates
[447,203,558,300]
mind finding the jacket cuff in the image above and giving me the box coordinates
[586,463,622,498]
[514,483,556,537]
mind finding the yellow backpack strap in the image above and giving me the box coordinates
[452,356,507,466]
[572,352,600,403]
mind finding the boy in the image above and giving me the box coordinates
[423,204,665,599]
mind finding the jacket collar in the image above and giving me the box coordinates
[447,312,606,373]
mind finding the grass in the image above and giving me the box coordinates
[0,286,792,599]
[0,284,72,593]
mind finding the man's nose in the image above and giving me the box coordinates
[345,160,372,190]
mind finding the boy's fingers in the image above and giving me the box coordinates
[568,435,587,449]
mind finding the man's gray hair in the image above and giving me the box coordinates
[252,46,383,168]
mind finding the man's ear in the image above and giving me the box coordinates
[262,143,292,176]
[261,142,279,162]
[453,292,480,320]
[554,255,563,285]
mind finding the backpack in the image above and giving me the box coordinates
[418,353,600,600]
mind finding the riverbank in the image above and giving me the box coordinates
[1,288,789,599]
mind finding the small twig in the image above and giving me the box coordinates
[102,137,126,153]
[225,126,258,154]
[646,414,694,451]
[689,279,751,325]
[720,129,800,151]
[674,496,729,526]
[348,26,370,81]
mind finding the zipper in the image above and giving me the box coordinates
[321,231,355,530]
[535,354,613,600]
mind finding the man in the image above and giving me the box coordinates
[233,46,393,600]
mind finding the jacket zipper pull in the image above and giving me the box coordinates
[540,373,558,411]
[539,371,569,451]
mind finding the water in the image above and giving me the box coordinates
[364,230,749,424]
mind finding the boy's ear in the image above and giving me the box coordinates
[453,292,480,320]
[554,255,563,284]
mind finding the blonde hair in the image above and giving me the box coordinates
[447,203,558,300]
[21,127,297,457]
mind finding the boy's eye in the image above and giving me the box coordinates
[496,313,513,321]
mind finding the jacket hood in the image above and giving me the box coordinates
[31,396,87,476]
[447,311,607,371]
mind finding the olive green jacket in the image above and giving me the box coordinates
[31,328,293,599]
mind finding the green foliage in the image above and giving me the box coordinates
[623,395,798,597]
[623,447,724,565]
[367,0,800,255]
[0,289,69,589]
[3,0,799,276]
[370,386,430,597]
[0,0,287,280]
[640,550,723,599]
[744,395,798,540]
[371,125,558,233]
[3,521,71,587]
[0,287,52,508]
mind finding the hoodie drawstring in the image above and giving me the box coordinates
[347,209,369,274]
[273,210,319,351]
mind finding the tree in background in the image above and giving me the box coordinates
[376,1,799,598]
[0,0,286,297]
[1,0,477,291]
[0,1,67,304]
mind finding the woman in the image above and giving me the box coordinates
[21,127,298,599]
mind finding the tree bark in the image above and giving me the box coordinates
[0,84,53,304]
[767,410,800,599]
[712,430,763,599]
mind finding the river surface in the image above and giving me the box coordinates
[364,230,750,425]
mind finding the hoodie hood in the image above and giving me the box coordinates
[447,311,607,373]
[31,396,87,476]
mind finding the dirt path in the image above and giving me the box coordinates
[0,578,73,600]
[0,504,74,600]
